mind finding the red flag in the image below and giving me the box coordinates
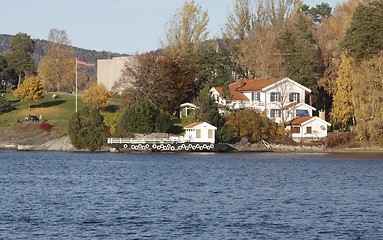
[76,58,95,67]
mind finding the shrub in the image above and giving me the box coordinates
[39,121,53,132]
[326,132,352,148]
[0,97,14,114]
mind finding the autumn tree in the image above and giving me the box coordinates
[222,0,255,79]
[316,0,369,94]
[13,76,44,109]
[352,53,383,141]
[38,29,75,92]
[161,0,209,56]
[330,53,355,128]
[82,83,111,108]
[6,33,36,88]
[225,108,279,142]
[118,52,194,113]
[341,1,383,63]
[235,0,298,78]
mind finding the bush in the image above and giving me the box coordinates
[326,132,352,148]
[39,121,53,132]
[67,106,108,151]
[0,97,14,114]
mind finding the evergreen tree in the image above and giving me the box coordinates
[341,2,383,63]
[68,106,107,151]
[301,3,332,23]
[278,14,323,101]
[6,33,36,88]
[120,100,157,134]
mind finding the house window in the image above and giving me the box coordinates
[270,92,281,102]
[270,109,281,118]
[296,109,309,116]
[306,127,312,134]
[208,129,214,139]
[196,129,201,138]
[289,92,300,102]
[291,127,300,133]
[252,92,260,101]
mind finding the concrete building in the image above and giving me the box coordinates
[97,56,136,92]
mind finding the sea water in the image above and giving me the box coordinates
[1,151,383,239]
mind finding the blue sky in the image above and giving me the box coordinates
[2,0,343,54]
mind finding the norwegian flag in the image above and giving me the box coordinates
[76,58,95,67]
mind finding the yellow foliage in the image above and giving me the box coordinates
[14,76,44,104]
[330,53,354,126]
[82,83,111,108]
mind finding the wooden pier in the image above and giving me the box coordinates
[107,138,217,152]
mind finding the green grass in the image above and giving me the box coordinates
[1,90,86,132]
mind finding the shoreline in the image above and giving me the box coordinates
[1,136,382,155]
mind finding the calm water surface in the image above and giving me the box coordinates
[0,151,383,239]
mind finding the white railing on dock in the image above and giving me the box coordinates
[107,137,186,145]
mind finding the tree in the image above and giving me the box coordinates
[119,100,171,135]
[193,86,224,129]
[330,53,355,128]
[117,52,194,113]
[6,33,36,88]
[316,0,363,94]
[225,108,279,142]
[186,43,231,90]
[13,76,44,109]
[232,0,298,78]
[38,29,75,92]
[301,3,332,23]
[67,106,108,151]
[82,83,111,108]
[341,2,383,63]
[161,0,209,56]
[352,53,383,141]
[278,13,323,102]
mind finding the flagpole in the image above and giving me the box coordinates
[75,58,78,112]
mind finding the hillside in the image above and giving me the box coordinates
[0,34,128,65]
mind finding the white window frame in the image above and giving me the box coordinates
[270,92,281,102]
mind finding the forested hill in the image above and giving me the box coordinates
[0,34,127,64]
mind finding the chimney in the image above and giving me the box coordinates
[319,110,326,121]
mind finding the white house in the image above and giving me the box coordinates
[285,116,331,142]
[210,77,312,123]
[183,122,217,143]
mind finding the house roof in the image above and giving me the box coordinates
[180,102,198,108]
[235,78,282,91]
[213,77,312,102]
[283,102,317,111]
[285,116,331,126]
[285,116,314,125]
[184,121,217,130]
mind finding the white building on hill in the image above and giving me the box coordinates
[97,56,136,92]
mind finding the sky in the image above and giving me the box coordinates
[2,0,343,54]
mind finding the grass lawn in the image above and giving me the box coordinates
[1,90,86,132]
